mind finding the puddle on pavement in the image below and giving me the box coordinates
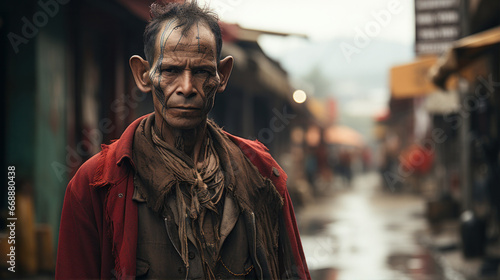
[308,251,446,280]
[310,268,339,280]
[386,252,445,280]
[301,218,336,235]
[299,173,449,279]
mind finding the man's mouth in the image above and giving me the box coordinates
[169,106,203,117]
[171,106,201,111]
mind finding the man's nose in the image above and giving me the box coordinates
[176,71,195,97]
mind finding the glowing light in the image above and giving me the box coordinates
[293,90,307,103]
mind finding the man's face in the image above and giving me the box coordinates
[149,20,221,130]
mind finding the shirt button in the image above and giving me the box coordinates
[188,251,195,259]
[272,167,280,177]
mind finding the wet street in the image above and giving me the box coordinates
[297,172,446,280]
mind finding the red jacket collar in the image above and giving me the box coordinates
[91,115,148,187]
[91,113,287,195]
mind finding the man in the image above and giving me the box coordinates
[56,1,310,279]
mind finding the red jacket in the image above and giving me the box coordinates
[56,115,310,279]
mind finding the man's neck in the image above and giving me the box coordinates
[154,116,208,165]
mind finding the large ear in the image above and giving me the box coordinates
[129,55,152,93]
[216,56,234,93]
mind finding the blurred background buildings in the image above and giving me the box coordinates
[1,0,500,279]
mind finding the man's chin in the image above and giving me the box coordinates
[166,118,205,130]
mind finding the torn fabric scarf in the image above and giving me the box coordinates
[132,115,273,279]
[151,125,224,276]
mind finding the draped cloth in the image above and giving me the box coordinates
[132,115,271,279]
[151,125,224,277]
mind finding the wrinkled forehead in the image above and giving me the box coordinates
[153,19,217,61]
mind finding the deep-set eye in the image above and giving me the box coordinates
[193,68,213,75]
[161,67,180,74]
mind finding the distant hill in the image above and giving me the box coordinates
[278,38,413,94]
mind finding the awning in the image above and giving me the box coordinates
[252,50,291,99]
[390,56,441,98]
[429,26,500,89]
[221,43,291,100]
[324,125,364,148]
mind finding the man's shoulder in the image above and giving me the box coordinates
[69,145,111,186]
[64,151,103,203]
[222,131,273,165]
[69,115,147,188]
[223,131,269,153]
[223,131,288,194]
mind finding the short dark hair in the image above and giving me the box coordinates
[143,1,222,65]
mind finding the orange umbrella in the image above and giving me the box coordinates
[324,125,364,147]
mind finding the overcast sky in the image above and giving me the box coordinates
[201,0,415,45]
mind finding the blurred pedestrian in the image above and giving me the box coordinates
[339,148,353,187]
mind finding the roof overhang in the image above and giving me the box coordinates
[429,26,500,89]
[390,56,456,98]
